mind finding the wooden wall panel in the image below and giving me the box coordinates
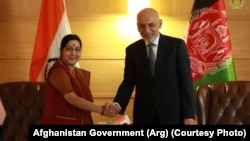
[0,0,40,19]
[0,60,30,82]
[226,0,250,20]
[0,21,37,59]
[228,21,250,58]
[234,59,250,80]
[70,18,189,59]
[79,60,125,97]
[65,0,127,16]
[70,18,137,59]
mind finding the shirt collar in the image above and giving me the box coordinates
[145,33,160,46]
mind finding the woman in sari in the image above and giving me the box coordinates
[41,34,105,125]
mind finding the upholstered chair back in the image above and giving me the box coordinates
[196,81,250,125]
[0,81,45,141]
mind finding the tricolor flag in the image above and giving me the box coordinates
[29,0,71,81]
[184,0,236,91]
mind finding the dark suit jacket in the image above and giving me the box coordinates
[114,34,195,124]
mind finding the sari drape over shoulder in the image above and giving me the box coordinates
[41,60,94,125]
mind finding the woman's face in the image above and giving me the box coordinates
[60,40,82,67]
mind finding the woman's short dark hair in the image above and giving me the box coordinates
[60,34,82,50]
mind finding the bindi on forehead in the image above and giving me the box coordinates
[68,43,77,47]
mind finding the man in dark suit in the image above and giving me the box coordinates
[105,8,195,125]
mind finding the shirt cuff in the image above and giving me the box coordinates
[113,102,122,111]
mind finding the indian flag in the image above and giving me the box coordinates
[29,0,71,81]
[184,0,236,91]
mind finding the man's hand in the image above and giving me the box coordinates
[103,102,121,117]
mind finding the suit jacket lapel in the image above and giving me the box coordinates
[155,34,169,74]
[134,40,152,76]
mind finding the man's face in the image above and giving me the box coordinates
[137,11,162,43]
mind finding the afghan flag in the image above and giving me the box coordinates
[29,0,71,81]
[185,0,236,91]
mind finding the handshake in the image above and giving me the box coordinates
[101,102,121,117]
